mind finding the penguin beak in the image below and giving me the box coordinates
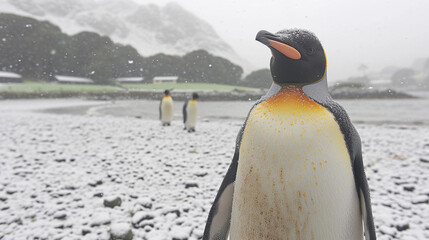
[256,30,277,46]
[256,30,301,60]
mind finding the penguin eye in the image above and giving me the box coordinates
[307,47,315,55]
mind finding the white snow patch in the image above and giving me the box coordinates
[170,225,193,239]
[110,222,131,237]
[91,212,111,226]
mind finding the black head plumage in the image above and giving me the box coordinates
[256,29,326,86]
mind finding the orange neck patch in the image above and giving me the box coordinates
[255,86,325,117]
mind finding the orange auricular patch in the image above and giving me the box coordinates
[269,40,301,60]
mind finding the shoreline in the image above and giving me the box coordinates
[1,98,429,126]
[0,88,420,100]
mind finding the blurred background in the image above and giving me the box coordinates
[0,0,428,98]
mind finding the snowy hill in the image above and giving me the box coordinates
[0,0,249,69]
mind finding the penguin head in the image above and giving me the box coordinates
[164,89,172,96]
[256,29,326,86]
[192,92,200,100]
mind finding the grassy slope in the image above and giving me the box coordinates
[123,82,256,91]
[0,82,257,93]
[0,82,122,93]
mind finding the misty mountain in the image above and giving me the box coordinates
[0,13,243,85]
[0,0,248,69]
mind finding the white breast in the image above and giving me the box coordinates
[185,100,197,130]
[230,97,362,239]
[161,97,173,123]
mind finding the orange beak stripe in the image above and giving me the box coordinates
[269,40,301,60]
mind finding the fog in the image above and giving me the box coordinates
[134,0,429,81]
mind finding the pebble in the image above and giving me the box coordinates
[110,223,133,240]
[104,196,122,208]
[170,225,192,240]
[136,198,153,209]
[412,195,429,204]
[53,211,67,220]
[379,225,397,236]
[132,212,155,226]
[185,183,199,189]
[90,212,111,227]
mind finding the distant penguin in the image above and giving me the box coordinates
[183,92,200,132]
[203,29,376,240]
[160,89,173,126]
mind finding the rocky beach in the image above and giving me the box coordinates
[0,99,428,240]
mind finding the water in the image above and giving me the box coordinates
[38,92,429,125]
[337,98,429,125]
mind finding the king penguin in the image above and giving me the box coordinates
[203,29,376,240]
[183,92,200,132]
[160,89,173,126]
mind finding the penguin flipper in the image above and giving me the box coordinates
[203,150,239,240]
[354,153,376,240]
[183,100,188,124]
[159,98,163,120]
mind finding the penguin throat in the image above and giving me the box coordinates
[264,85,320,112]
[279,85,304,94]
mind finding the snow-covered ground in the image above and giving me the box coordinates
[0,100,428,240]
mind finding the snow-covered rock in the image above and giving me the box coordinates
[170,225,192,240]
[91,212,111,227]
[110,223,133,240]
[131,212,154,227]
[53,211,67,220]
[135,197,153,210]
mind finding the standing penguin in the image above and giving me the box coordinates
[204,29,376,240]
[183,92,200,132]
[159,89,173,126]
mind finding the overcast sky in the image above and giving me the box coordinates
[133,0,429,81]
